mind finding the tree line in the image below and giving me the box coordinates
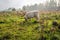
[22,0,60,11]
[6,0,60,11]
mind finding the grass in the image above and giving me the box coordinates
[0,11,60,40]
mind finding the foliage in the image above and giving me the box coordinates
[0,11,60,40]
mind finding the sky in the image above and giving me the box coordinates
[0,0,46,11]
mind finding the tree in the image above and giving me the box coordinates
[12,8,16,11]
[8,8,16,11]
[22,6,26,11]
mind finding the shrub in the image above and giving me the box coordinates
[52,21,58,26]
[0,32,13,40]
[50,36,59,40]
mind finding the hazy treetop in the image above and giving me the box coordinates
[0,0,46,11]
[0,0,59,11]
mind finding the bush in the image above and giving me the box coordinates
[52,21,58,26]
[50,36,59,40]
[0,32,13,40]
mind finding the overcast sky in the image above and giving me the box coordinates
[0,0,46,11]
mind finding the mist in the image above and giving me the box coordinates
[0,0,60,11]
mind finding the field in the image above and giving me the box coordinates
[0,11,60,40]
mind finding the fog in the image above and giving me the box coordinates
[0,0,46,11]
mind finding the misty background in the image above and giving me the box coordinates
[0,0,60,11]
